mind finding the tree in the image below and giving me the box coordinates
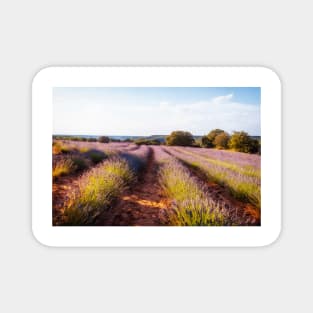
[229,131,259,153]
[201,136,212,148]
[213,132,230,149]
[98,136,110,143]
[201,129,225,148]
[207,129,224,142]
[249,138,261,154]
[166,131,195,146]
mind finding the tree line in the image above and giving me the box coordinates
[165,129,260,154]
[54,129,261,154]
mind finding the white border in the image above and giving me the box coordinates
[32,67,281,247]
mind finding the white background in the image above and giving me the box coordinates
[0,0,311,312]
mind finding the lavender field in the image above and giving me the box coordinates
[53,140,260,226]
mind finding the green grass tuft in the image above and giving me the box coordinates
[53,158,76,178]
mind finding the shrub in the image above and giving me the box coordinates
[200,136,212,148]
[53,158,76,178]
[229,131,260,153]
[213,132,230,149]
[98,136,110,143]
[249,139,261,154]
[52,141,72,154]
[135,139,161,145]
[166,131,195,146]
[71,157,89,171]
[85,149,106,164]
[201,129,225,148]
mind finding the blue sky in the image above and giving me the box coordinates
[53,87,260,136]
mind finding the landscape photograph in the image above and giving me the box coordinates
[53,87,261,226]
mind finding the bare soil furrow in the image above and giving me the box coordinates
[96,148,171,226]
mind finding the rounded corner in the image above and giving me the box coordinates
[258,66,282,87]
[32,66,57,88]
[31,226,55,248]
[259,225,282,247]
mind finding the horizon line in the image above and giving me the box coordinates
[53,133,261,137]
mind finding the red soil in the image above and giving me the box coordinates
[96,149,171,226]
[52,147,260,226]
[52,174,81,226]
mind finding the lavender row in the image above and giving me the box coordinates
[183,146,260,169]
[158,157,229,226]
[164,147,261,208]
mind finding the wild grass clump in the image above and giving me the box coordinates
[62,157,134,225]
[52,141,73,154]
[71,156,89,171]
[84,149,107,164]
[78,146,90,153]
[53,158,76,178]
[159,160,227,226]
[172,197,226,226]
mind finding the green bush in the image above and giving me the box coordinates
[213,132,230,149]
[248,138,261,154]
[201,129,225,148]
[98,136,110,143]
[200,136,212,148]
[135,139,161,145]
[72,157,89,171]
[229,131,260,153]
[166,131,195,146]
[85,149,106,164]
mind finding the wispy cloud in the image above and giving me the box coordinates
[53,89,260,136]
[212,93,233,104]
[153,96,260,135]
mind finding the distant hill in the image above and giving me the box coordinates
[138,135,166,143]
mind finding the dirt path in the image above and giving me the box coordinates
[52,174,81,225]
[96,148,171,226]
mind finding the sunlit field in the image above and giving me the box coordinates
[52,86,261,226]
[53,139,260,226]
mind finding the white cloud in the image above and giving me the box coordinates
[212,93,233,104]
[154,97,260,135]
[54,94,260,136]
